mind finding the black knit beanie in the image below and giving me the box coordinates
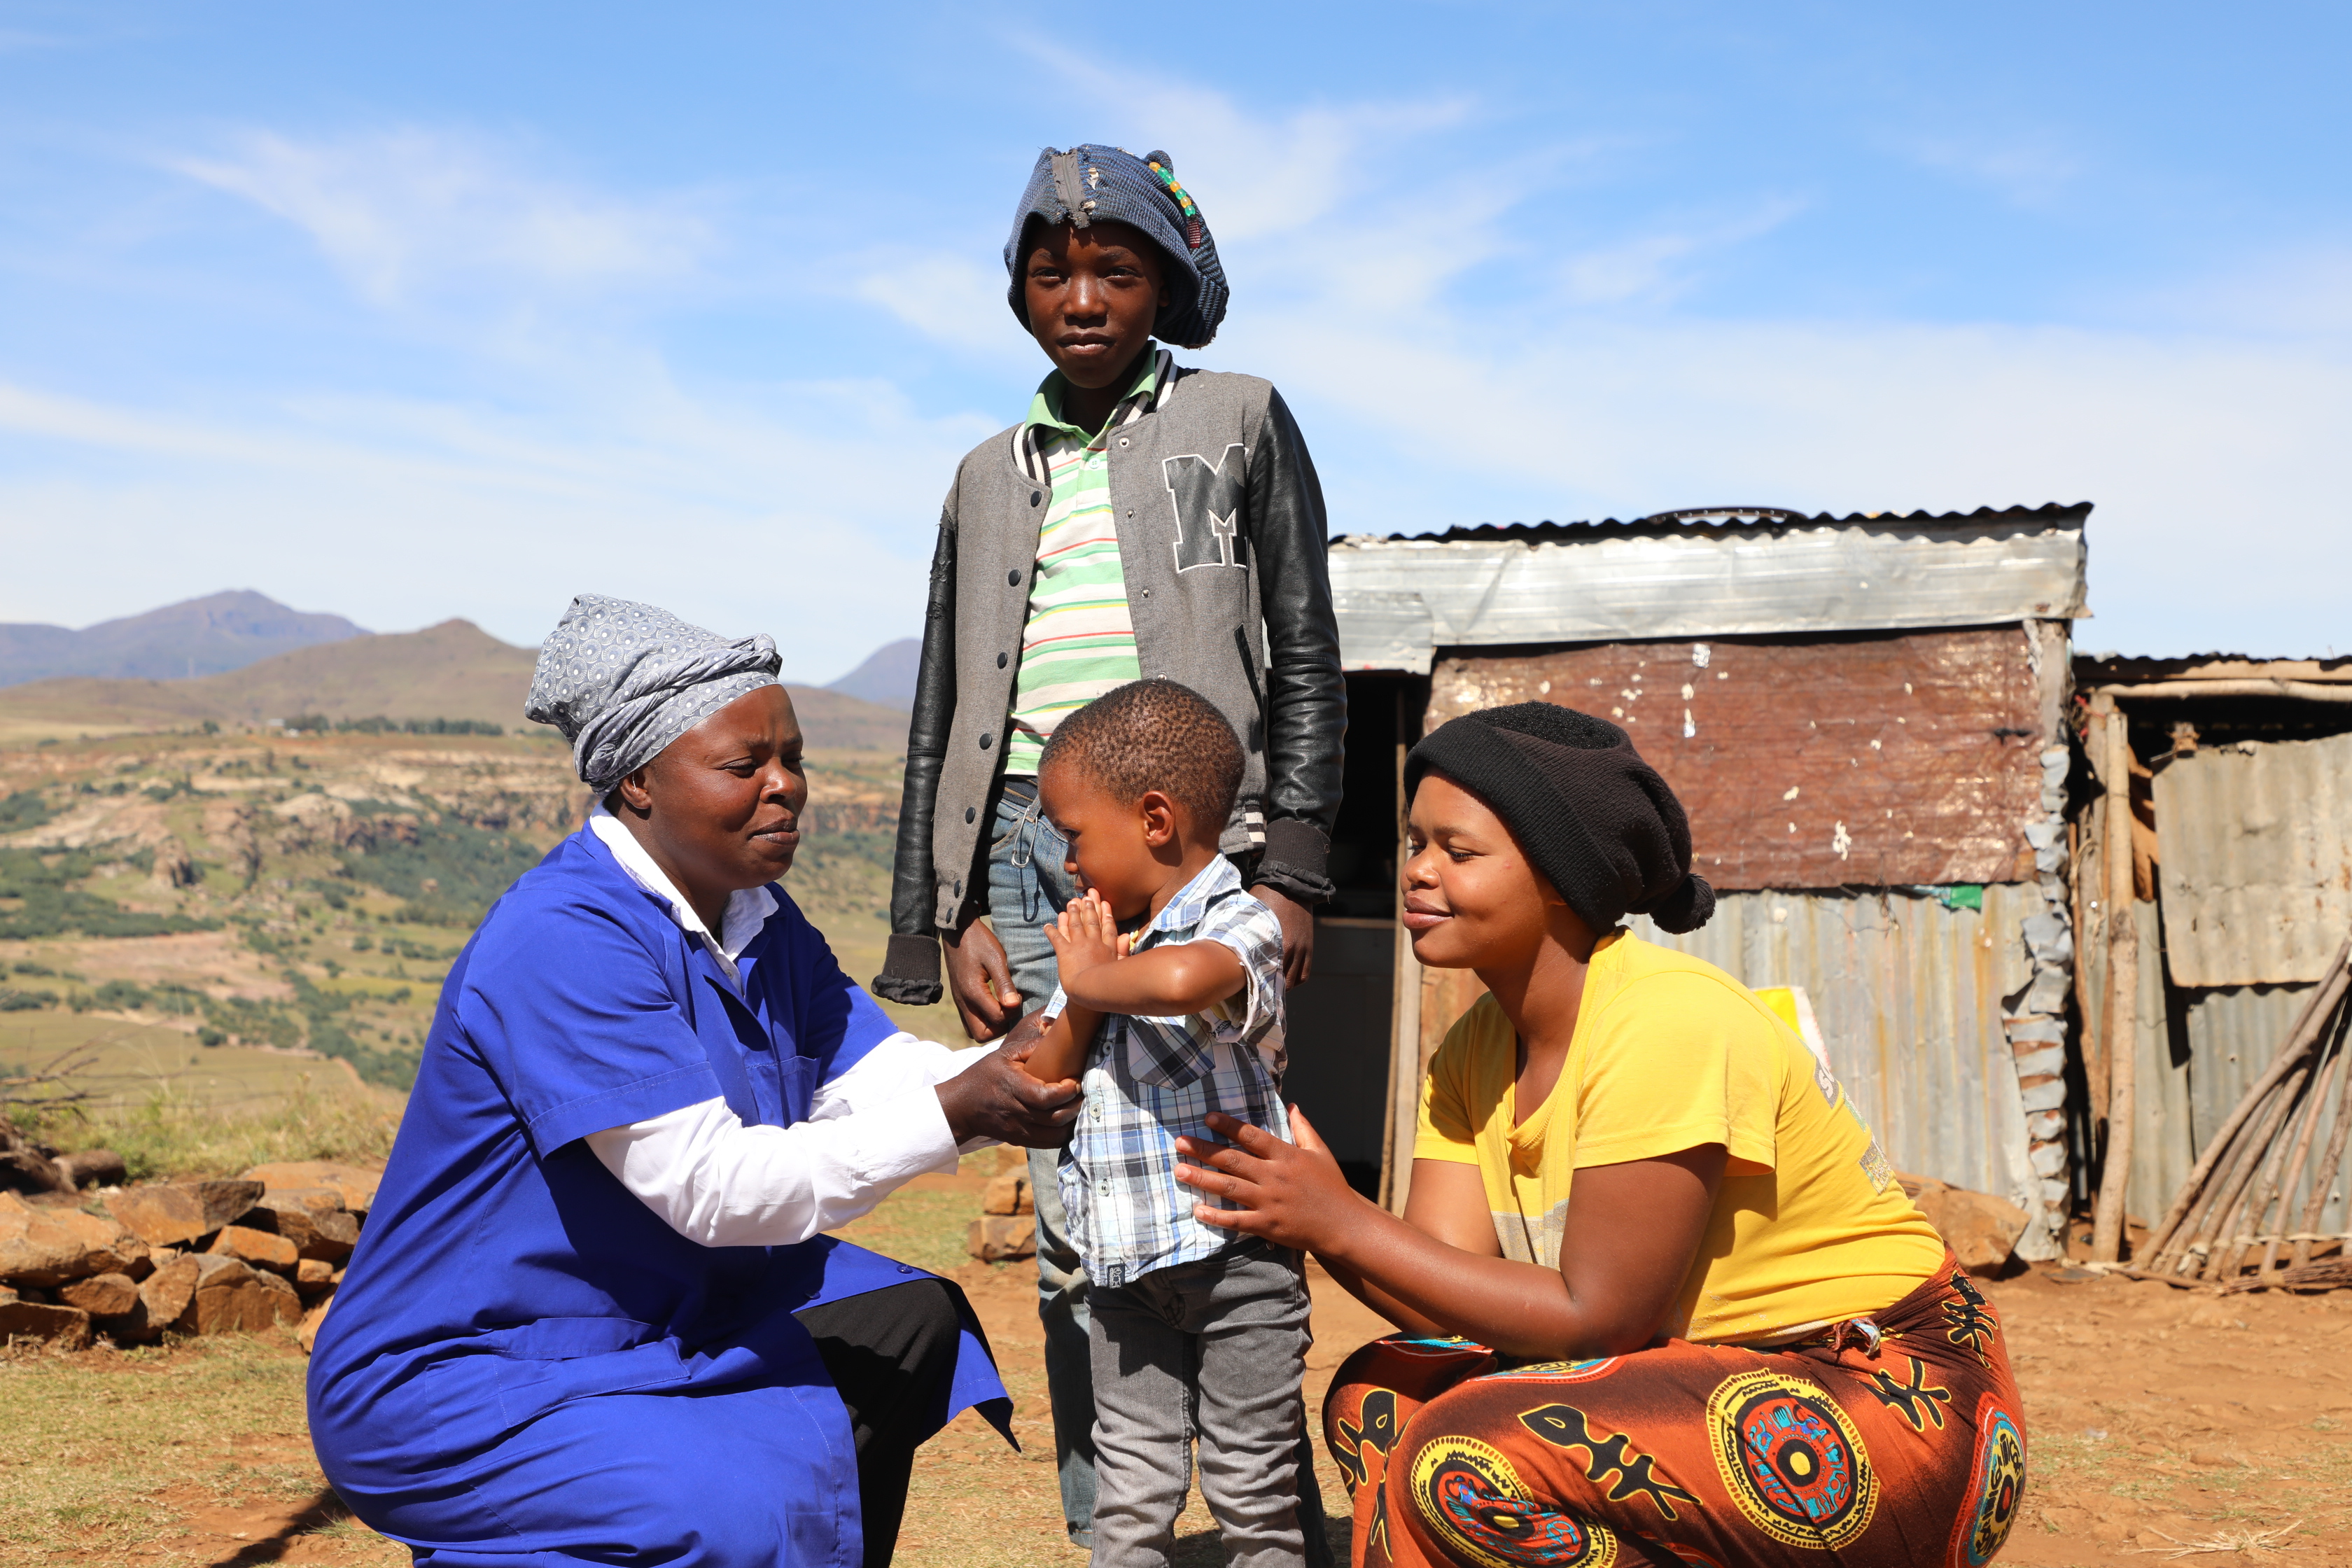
[1004,145,1229,349]
[1405,703,1716,935]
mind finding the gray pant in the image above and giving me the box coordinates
[1090,1245,1312,1568]
[988,780,1331,1560]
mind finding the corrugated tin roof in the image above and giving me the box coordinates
[1368,501,2092,546]
[1329,503,2091,672]
[2152,729,2352,986]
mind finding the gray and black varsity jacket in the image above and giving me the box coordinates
[872,365,1346,1006]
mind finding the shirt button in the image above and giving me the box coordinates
[1030,491,1042,507]
[1007,569,1022,585]
[979,732,994,750]
[965,806,976,824]
[997,652,1009,668]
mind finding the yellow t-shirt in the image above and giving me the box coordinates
[1414,931,1946,1345]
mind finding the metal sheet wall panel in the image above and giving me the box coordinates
[1425,631,2048,890]
[2152,732,2352,986]
[1329,521,2088,671]
[1623,886,2041,1205]
[2076,899,2348,1238]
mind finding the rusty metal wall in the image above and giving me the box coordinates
[1618,885,2044,1206]
[2078,895,2349,1237]
[2152,730,2352,986]
[1424,630,2050,890]
[1328,511,2089,674]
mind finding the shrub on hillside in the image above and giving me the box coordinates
[339,808,540,927]
[0,848,218,941]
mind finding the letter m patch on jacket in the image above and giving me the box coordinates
[1163,445,1250,573]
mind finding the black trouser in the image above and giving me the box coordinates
[795,1278,972,1568]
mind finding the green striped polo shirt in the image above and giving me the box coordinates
[1002,348,1165,776]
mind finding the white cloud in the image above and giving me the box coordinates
[170,128,715,306]
[1557,199,1806,307]
[852,251,1015,352]
[0,365,995,682]
[1903,131,2086,208]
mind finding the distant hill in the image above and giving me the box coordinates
[825,638,919,710]
[0,590,365,687]
[0,619,914,751]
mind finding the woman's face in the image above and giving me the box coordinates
[617,684,807,896]
[1400,772,1564,972]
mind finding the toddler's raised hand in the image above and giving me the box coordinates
[1044,889,1124,986]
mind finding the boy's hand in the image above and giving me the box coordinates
[1250,885,1315,988]
[1042,889,1127,986]
[944,918,1023,1042]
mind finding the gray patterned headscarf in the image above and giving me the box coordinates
[525,595,782,792]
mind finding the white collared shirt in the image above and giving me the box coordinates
[582,803,988,1248]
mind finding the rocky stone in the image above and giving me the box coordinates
[255,1186,346,1218]
[981,1171,1033,1217]
[52,1149,127,1189]
[1904,1176,2029,1274]
[241,1162,378,1217]
[295,1258,336,1296]
[296,1296,332,1355]
[0,1124,65,1195]
[179,1254,299,1335]
[59,1271,141,1317]
[137,1253,202,1331]
[0,1298,91,1348]
[967,1214,1036,1263]
[0,1194,87,1284]
[248,1200,358,1261]
[107,1181,265,1247]
[207,1224,299,1273]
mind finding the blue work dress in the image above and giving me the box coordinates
[308,826,1009,1567]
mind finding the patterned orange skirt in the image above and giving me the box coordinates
[1323,1257,2024,1567]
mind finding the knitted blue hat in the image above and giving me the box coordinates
[1004,145,1229,349]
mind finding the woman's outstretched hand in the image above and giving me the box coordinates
[1173,1107,1361,1253]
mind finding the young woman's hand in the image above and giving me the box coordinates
[1173,1107,1362,1253]
[1042,890,1127,989]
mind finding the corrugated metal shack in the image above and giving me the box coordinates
[2070,655,2352,1251]
[1278,505,2090,1260]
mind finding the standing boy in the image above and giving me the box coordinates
[874,144,1345,1549]
[1023,678,1311,1568]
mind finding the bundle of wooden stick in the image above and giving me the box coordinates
[2138,938,2352,1284]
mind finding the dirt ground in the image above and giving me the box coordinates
[8,1167,2351,1566]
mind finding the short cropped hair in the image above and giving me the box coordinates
[1038,678,1241,830]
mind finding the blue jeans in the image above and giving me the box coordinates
[986,780,1331,1562]
[986,783,1096,1546]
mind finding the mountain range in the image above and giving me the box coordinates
[0,590,366,687]
[0,615,914,752]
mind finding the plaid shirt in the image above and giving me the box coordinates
[1047,855,1290,1287]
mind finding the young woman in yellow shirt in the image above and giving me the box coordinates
[1172,703,2026,1568]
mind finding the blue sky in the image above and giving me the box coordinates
[1,2,2346,677]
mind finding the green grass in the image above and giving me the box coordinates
[14,1072,402,1182]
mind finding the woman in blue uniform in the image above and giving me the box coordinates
[309,596,1082,1568]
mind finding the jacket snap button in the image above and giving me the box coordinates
[1007,569,1021,586]
[965,806,976,824]
[1030,491,1041,506]
[996,651,1008,668]
[1118,437,1129,448]
[979,732,994,750]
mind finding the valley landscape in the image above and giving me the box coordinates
[5,600,2351,1568]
